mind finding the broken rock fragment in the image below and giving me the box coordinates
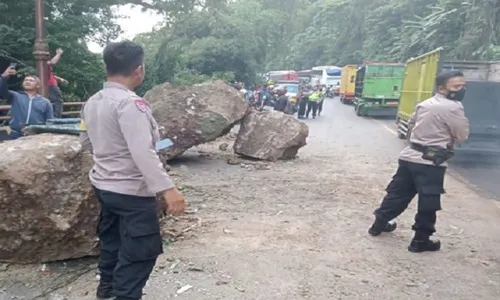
[234,111,308,161]
[144,80,249,161]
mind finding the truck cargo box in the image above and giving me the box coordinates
[452,81,500,156]
[396,48,500,156]
[340,65,357,104]
[353,63,405,117]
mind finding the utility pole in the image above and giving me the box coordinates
[34,0,49,98]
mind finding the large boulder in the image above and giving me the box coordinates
[0,134,99,263]
[234,111,309,161]
[144,80,249,160]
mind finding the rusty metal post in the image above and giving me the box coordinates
[34,0,50,97]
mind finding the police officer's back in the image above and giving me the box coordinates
[79,41,185,300]
[368,71,469,253]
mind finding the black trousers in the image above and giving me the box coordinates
[318,100,324,115]
[94,187,163,300]
[48,85,62,118]
[306,101,318,118]
[375,159,446,236]
[298,98,307,117]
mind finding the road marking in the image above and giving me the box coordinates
[371,118,397,136]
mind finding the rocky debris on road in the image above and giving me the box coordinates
[234,111,309,161]
[160,216,202,242]
[0,134,178,264]
[218,143,229,151]
[0,134,99,263]
[225,156,272,170]
[144,80,249,161]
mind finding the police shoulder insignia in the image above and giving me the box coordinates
[134,98,149,113]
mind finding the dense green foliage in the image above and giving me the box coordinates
[1,0,500,99]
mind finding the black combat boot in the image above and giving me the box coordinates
[368,218,397,236]
[96,282,114,300]
[408,232,441,253]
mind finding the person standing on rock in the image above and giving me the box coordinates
[78,41,186,300]
[368,71,470,253]
[47,48,67,118]
[0,66,54,139]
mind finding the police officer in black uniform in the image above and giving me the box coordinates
[368,71,470,253]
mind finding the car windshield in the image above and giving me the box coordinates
[280,85,299,93]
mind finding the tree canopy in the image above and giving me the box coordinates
[1,0,500,98]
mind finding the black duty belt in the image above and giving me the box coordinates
[410,143,454,166]
[410,143,426,153]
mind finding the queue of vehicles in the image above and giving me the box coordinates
[264,71,301,107]
[268,50,500,157]
[333,48,500,156]
[267,67,341,95]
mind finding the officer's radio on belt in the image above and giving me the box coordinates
[410,143,454,166]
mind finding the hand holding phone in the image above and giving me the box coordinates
[2,64,17,78]
[9,63,17,69]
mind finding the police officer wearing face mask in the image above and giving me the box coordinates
[79,41,186,300]
[368,70,470,253]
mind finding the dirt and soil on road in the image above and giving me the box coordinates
[1,99,500,300]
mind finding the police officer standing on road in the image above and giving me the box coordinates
[368,71,470,253]
[79,41,185,300]
[306,87,320,119]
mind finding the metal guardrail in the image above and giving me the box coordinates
[0,102,84,121]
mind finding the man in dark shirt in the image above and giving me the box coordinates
[297,87,308,119]
[274,88,289,112]
[0,67,53,139]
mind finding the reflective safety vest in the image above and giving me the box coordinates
[309,92,320,102]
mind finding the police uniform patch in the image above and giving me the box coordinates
[134,99,148,112]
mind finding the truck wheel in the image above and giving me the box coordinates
[356,105,363,116]
[396,118,406,139]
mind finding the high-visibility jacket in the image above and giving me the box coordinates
[309,92,320,102]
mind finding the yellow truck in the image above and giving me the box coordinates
[396,48,500,156]
[339,65,357,104]
[396,48,441,139]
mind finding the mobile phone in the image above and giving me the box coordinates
[9,63,17,69]
[155,138,174,151]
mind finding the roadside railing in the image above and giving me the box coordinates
[0,102,84,122]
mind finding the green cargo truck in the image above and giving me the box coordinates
[396,48,500,157]
[353,63,405,117]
